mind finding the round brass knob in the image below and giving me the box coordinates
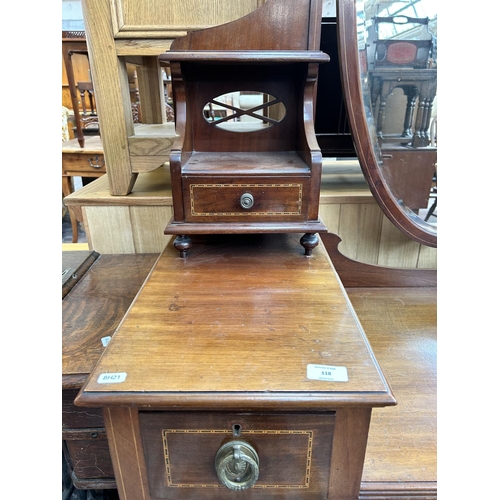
[215,440,259,490]
[240,193,254,209]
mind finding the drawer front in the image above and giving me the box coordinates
[62,389,105,429]
[62,153,106,176]
[64,433,114,479]
[183,177,309,223]
[140,411,335,499]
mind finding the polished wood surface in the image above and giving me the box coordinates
[75,233,395,499]
[62,250,99,299]
[353,287,436,497]
[160,0,327,255]
[321,233,436,287]
[76,233,394,407]
[62,252,158,492]
[62,253,159,389]
[320,234,436,497]
[62,241,436,498]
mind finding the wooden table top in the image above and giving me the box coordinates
[76,233,396,410]
[349,287,436,486]
[62,253,159,389]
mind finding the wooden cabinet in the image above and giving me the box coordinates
[62,240,437,499]
[159,0,329,256]
[75,234,396,499]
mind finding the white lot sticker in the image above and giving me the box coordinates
[307,364,348,382]
[97,372,127,384]
[101,336,112,347]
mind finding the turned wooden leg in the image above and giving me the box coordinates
[300,233,319,256]
[173,235,192,258]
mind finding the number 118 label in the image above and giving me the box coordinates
[306,364,348,382]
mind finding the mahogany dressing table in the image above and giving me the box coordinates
[75,233,396,500]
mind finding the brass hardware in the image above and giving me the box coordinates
[88,155,105,169]
[240,193,254,209]
[215,440,259,490]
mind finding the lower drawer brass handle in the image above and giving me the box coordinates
[240,193,254,209]
[215,440,259,490]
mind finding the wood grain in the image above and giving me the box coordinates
[81,0,137,195]
[113,0,265,37]
[62,253,158,388]
[321,233,436,288]
[76,233,395,408]
[349,288,437,487]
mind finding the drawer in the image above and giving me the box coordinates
[62,389,105,429]
[182,177,309,223]
[62,152,106,176]
[139,411,335,499]
[64,430,114,479]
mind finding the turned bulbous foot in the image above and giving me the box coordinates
[173,235,192,258]
[300,233,319,256]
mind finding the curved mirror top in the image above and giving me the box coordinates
[339,0,437,246]
[203,91,286,133]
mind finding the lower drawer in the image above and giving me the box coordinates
[139,411,335,499]
[63,429,114,479]
[183,177,310,223]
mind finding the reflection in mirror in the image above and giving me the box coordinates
[203,91,286,132]
[359,0,437,226]
[338,0,437,246]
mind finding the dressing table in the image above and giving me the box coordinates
[66,0,437,498]
[75,233,396,500]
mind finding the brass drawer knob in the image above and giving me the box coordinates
[215,440,259,490]
[240,193,254,209]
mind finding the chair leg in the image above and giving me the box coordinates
[424,199,437,221]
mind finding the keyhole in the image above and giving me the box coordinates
[232,424,242,437]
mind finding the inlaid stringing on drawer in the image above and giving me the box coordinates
[163,428,313,489]
[189,183,303,216]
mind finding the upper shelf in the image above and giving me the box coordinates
[159,50,330,64]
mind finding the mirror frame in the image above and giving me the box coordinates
[336,0,437,247]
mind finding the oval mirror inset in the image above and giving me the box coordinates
[337,0,437,247]
[203,92,286,133]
